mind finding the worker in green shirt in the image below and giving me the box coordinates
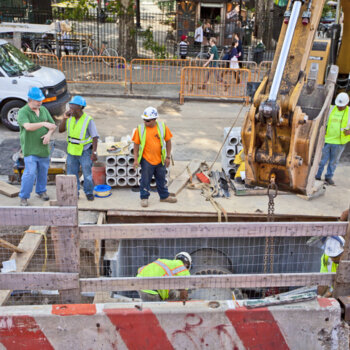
[17,87,57,206]
[316,92,350,185]
[137,252,192,302]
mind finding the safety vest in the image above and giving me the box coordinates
[137,259,190,300]
[137,121,167,165]
[325,106,350,145]
[66,113,93,156]
[320,254,338,273]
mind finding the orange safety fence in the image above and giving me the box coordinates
[24,52,60,70]
[129,59,192,91]
[257,61,272,82]
[179,67,251,104]
[60,55,128,92]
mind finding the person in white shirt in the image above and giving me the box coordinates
[194,22,203,49]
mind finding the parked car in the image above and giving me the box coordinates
[0,39,69,131]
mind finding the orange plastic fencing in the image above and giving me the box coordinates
[257,61,272,82]
[60,55,128,92]
[24,52,60,70]
[129,59,192,91]
[180,67,251,104]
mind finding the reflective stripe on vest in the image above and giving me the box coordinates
[154,259,173,276]
[67,113,93,156]
[171,265,187,275]
[137,121,167,164]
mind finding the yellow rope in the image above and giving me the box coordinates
[25,230,48,272]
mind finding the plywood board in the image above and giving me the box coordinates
[0,225,48,305]
[0,181,19,198]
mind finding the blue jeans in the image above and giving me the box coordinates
[316,143,346,180]
[140,158,169,200]
[19,155,50,199]
[67,148,94,195]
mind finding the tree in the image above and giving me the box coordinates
[255,0,275,49]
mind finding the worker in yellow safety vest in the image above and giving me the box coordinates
[132,106,177,208]
[316,92,350,186]
[137,251,192,302]
[59,96,99,201]
[317,236,345,297]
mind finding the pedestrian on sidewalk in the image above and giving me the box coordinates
[194,22,203,50]
[179,35,189,59]
[137,252,192,301]
[199,37,223,90]
[59,96,99,201]
[17,87,57,206]
[132,106,177,208]
[315,92,350,185]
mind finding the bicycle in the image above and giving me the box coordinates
[35,34,55,60]
[78,38,118,66]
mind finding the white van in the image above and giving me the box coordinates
[0,39,69,131]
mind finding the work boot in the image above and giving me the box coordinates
[160,196,177,203]
[325,178,335,186]
[86,194,94,201]
[20,198,28,206]
[36,192,49,201]
[315,176,321,181]
[141,199,148,207]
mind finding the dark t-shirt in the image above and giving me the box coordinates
[209,45,219,67]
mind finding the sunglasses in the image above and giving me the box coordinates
[144,119,156,123]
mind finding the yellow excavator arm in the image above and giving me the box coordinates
[242,0,339,196]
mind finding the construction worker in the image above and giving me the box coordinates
[137,252,192,302]
[18,87,57,206]
[316,92,350,185]
[59,96,99,201]
[133,106,177,208]
[317,236,345,297]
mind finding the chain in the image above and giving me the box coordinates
[263,175,278,297]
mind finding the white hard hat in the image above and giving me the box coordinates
[324,236,345,257]
[175,251,192,270]
[141,106,158,120]
[335,93,349,107]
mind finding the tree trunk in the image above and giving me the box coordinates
[255,0,275,49]
[118,0,138,60]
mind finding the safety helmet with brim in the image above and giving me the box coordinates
[28,87,45,101]
[141,106,158,120]
[324,236,345,257]
[175,251,192,270]
[69,95,87,107]
[335,92,349,108]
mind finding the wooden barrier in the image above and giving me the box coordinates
[0,175,349,302]
[179,67,251,104]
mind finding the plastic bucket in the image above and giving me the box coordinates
[92,162,106,185]
[94,184,112,198]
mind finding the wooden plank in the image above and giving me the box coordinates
[0,238,25,253]
[0,180,20,197]
[78,221,347,240]
[0,272,79,291]
[80,273,335,292]
[168,160,202,195]
[94,212,106,277]
[0,225,48,305]
[0,207,77,226]
[53,175,81,303]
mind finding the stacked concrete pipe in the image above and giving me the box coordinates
[221,127,242,179]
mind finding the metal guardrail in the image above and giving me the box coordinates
[179,67,251,104]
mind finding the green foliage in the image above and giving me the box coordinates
[55,0,96,21]
[215,15,221,24]
[322,4,335,18]
[140,27,169,59]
